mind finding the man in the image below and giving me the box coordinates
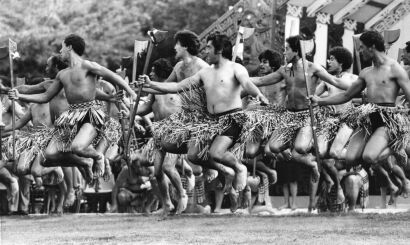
[312,31,410,196]
[9,34,137,182]
[139,33,269,199]
[136,31,209,214]
[250,35,343,183]
[315,46,358,206]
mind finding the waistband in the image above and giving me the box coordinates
[210,108,242,117]
[375,102,395,107]
[68,100,99,110]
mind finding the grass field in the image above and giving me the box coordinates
[1,211,410,245]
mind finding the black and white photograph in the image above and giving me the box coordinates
[1,0,410,244]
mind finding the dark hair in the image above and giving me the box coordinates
[329,46,353,72]
[206,32,233,60]
[64,34,85,56]
[405,41,410,53]
[258,49,282,71]
[174,30,200,56]
[152,58,173,79]
[50,55,68,71]
[285,35,302,58]
[359,31,385,52]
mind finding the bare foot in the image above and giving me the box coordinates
[186,174,195,192]
[103,158,112,182]
[64,190,75,207]
[402,179,410,198]
[336,187,345,204]
[291,203,297,211]
[234,163,247,191]
[308,202,316,213]
[176,191,188,214]
[205,169,218,183]
[222,167,235,195]
[94,153,105,177]
[311,162,320,183]
[267,169,277,185]
[161,202,176,217]
[82,160,94,184]
[278,204,290,210]
[388,183,399,197]
[229,188,239,213]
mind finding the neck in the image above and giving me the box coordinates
[214,57,228,68]
[372,51,387,67]
[181,54,194,64]
[69,52,82,67]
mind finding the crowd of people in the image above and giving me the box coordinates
[1,29,410,216]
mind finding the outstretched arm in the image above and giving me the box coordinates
[235,64,269,104]
[140,72,202,94]
[250,68,284,87]
[10,79,63,103]
[83,61,137,100]
[314,64,351,90]
[314,77,366,106]
[16,80,49,94]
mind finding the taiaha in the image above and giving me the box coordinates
[8,38,19,162]
[299,39,322,177]
[231,26,254,62]
[0,46,8,161]
[126,29,168,153]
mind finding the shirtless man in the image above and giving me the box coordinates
[312,31,410,196]
[9,34,137,182]
[140,33,269,202]
[137,31,209,214]
[250,35,344,182]
[315,46,358,205]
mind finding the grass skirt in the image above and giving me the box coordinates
[54,101,105,151]
[339,103,410,153]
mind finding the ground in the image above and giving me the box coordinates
[1,211,410,245]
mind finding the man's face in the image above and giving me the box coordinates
[402,49,410,66]
[284,42,297,63]
[205,40,218,64]
[259,58,273,75]
[359,41,372,61]
[149,67,159,81]
[327,55,342,75]
[174,41,186,60]
[60,41,70,61]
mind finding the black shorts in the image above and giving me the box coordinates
[369,103,395,133]
[211,108,243,144]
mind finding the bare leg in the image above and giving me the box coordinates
[308,177,317,213]
[391,164,410,198]
[95,138,111,180]
[162,154,187,214]
[343,175,361,211]
[278,184,290,210]
[16,151,34,176]
[152,150,174,215]
[0,166,19,212]
[345,128,368,169]
[55,179,67,214]
[209,136,247,191]
[380,187,387,209]
[323,159,344,203]
[290,181,298,211]
[62,167,75,207]
[329,123,354,160]
[69,123,104,177]
[292,150,320,182]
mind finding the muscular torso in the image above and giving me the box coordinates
[97,80,118,118]
[58,65,97,104]
[152,57,207,120]
[362,62,400,104]
[201,63,243,114]
[280,61,319,111]
[30,103,53,127]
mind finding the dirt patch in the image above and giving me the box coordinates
[1,212,410,244]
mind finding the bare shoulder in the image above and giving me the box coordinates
[233,62,247,72]
[310,61,326,72]
[173,61,183,71]
[82,60,102,70]
[194,57,209,68]
[359,66,373,78]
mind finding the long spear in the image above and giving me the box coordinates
[300,39,321,181]
[8,38,18,162]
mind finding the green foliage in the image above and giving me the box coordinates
[0,0,238,80]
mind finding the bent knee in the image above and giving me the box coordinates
[117,191,130,205]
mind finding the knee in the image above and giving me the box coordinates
[117,191,129,205]
[362,152,378,166]
[162,162,174,175]
[294,144,309,154]
[209,150,223,163]
[70,143,86,155]
[31,167,41,178]
[245,143,260,158]
[329,148,342,159]
[16,164,28,176]
[269,141,282,154]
